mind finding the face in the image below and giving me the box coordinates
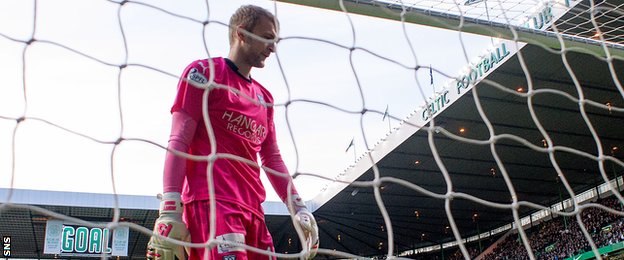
[239,16,277,69]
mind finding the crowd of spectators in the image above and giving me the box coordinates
[480,196,624,260]
[447,246,481,260]
[405,196,624,259]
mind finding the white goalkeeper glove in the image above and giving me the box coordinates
[296,208,319,259]
[290,194,319,259]
[147,192,190,260]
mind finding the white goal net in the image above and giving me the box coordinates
[0,0,623,259]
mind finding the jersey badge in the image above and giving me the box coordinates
[257,94,267,108]
[187,68,207,85]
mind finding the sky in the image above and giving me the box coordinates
[0,0,504,202]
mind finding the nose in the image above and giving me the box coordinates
[268,40,276,53]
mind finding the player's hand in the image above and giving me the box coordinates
[147,192,190,260]
[295,208,319,259]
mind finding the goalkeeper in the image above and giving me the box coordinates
[146,4,319,260]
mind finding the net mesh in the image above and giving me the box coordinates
[381,0,555,24]
[0,0,623,259]
[554,0,624,44]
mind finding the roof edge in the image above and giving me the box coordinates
[0,188,291,215]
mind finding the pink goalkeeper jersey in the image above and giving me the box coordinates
[171,57,280,216]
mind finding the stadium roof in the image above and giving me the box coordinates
[271,0,624,256]
[296,42,624,257]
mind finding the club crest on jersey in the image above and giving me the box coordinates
[187,68,207,84]
[257,94,267,107]
[223,255,236,260]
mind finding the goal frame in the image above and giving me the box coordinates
[275,0,624,59]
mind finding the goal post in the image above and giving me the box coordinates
[275,0,624,59]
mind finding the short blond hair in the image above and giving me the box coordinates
[229,5,277,45]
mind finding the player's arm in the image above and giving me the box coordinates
[161,59,207,195]
[162,111,197,194]
[148,61,205,260]
[147,111,196,260]
[260,115,319,259]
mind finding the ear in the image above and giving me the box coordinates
[236,25,247,43]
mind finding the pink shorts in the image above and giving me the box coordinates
[183,200,276,260]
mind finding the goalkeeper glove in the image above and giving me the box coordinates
[291,195,319,259]
[147,192,190,260]
[296,208,319,259]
